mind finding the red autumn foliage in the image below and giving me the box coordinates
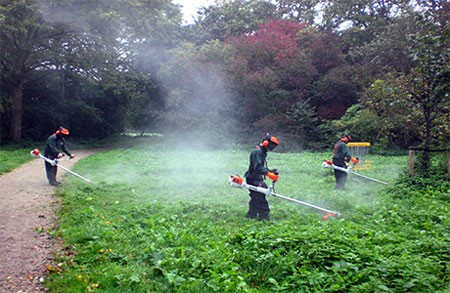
[225,18,358,128]
[226,19,307,68]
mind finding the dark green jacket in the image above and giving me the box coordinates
[44,134,71,159]
[333,139,351,162]
[245,145,270,180]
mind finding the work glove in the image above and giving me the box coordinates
[351,157,359,164]
[266,172,279,182]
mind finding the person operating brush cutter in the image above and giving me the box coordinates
[332,133,358,189]
[244,134,279,220]
[44,126,74,186]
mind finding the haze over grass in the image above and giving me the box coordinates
[47,141,450,292]
[68,140,403,214]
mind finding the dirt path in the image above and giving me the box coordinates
[0,150,96,292]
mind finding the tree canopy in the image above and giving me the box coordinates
[1,0,448,170]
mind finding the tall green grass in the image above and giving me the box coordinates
[0,145,35,175]
[46,142,449,292]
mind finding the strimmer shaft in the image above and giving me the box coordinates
[270,191,338,215]
[228,177,339,219]
[322,162,387,185]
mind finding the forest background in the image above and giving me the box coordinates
[1,0,448,161]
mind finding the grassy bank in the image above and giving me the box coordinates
[0,145,35,175]
[46,141,449,292]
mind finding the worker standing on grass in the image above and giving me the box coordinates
[244,134,279,220]
[332,133,358,189]
[44,127,74,186]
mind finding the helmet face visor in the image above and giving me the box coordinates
[267,141,278,151]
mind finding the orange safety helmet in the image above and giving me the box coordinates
[341,133,352,142]
[261,133,279,149]
[56,126,70,135]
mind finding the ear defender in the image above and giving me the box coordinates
[262,140,269,147]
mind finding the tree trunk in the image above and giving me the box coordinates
[408,149,415,176]
[422,94,432,173]
[8,81,24,142]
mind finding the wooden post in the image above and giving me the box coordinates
[408,148,415,176]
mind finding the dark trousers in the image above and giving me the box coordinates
[45,161,58,184]
[333,158,347,189]
[246,178,270,220]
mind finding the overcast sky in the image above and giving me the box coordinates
[173,0,214,24]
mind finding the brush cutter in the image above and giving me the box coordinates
[228,175,338,220]
[322,160,387,185]
[30,149,92,183]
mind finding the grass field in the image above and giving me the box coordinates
[45,140,449,292]
[0,145,35,175]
